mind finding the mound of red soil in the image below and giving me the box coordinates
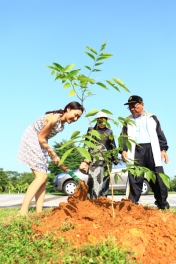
[33,197,176,264]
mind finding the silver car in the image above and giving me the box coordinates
[53,161,150,196]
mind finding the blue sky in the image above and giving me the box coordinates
[1,0,176,177]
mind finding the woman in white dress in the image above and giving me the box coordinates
[17,101,84,216]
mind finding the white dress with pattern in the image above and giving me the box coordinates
[17,114,64,173]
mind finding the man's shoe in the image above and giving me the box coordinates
[155,201,170,210]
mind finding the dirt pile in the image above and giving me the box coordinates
[33,197,176,264]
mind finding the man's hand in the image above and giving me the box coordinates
[161,150,169,164]
[114,159,119,165]
[84,159,91,164]
[121,151,128,162]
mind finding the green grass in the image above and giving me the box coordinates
[0,208,135,264]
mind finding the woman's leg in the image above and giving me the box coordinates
[18,170,47,214]
[35,181,46,213]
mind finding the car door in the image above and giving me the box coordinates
[109,160,128,190]
[73,169,89,183]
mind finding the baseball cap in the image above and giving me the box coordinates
[124,95,143,105]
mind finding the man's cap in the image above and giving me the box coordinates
[96,111,110,120]
[124,95,143,105]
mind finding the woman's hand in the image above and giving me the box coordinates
[48,149,60,165]
[51,154,60,165]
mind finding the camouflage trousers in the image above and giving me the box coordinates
[87,161,110,199]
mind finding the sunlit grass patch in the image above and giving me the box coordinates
[0,208,135,264]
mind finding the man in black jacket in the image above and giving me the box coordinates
[121,95,169,209]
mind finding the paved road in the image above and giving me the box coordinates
[0,193,176,208]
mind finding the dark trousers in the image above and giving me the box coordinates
[127,143,169,209]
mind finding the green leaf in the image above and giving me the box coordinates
[104,170,109,177]
[85,46,97,55]
[126,140,132,152]
[89,78,96,84]
[58,141,76,150]
[159,173,170,189]
[84,135,98,143]
[89,129,101,139]
[81,140,97,149]
[96,82,109,90]
[128,168,135,175]
[94,156,99,161]
[101,109,113,115]
[104,120,110,128]
[114,173,124,184]
[118,137,123,149]
[112,77,125,86]
[84,66,91,71]
[113,86,120,92]
[51,70,55,76]
[93,69,101,72]
[95,62,103,66]
[118,117,126,122]
[135,167,143,177]
[71,131,80,139]
[99,52,113,57]
[112,78,130,92]
[91,48,97,55]
[109,134,114,140]
[114,173,118,184]
[54,73,68,82]
[100,42,107,51]
[63,83,71,88]
[85,109,99,117]
[64,64,75,72]
[59,148,75,165]
[111,120,119,126]
[68,69,80,78]
[53,63,64,71]
[146,170,156,183]
[78,74,96,84]
[73,82,80,86]
[85,52,95,60]
[118,173,124,182]
[69,90,76,96]
[106,80,120,92]
[106,80,114,86]
[97,56,111,61]
[77,147,91,161]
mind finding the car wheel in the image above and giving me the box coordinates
[63,180,77,196]
[141,180,150,195]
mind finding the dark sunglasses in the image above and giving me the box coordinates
[127,103,141,110]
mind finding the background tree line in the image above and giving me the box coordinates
[0,140,176,193]
[0,140,83,194]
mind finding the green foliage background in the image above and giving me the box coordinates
[48,140,83,175]
[0,141,83,193]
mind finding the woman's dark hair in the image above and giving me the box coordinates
[45,101,84,115]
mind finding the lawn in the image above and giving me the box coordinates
[0,208,134,264]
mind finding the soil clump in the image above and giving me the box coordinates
[33,197,176,264]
